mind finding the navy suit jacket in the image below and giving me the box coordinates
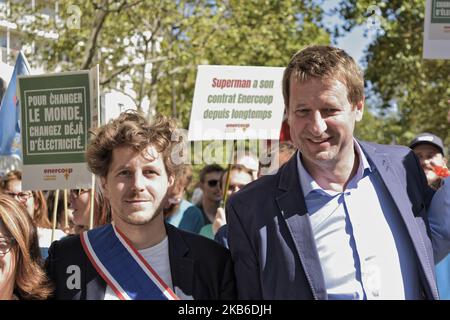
[227,141,438,299]
[45,223,236,300]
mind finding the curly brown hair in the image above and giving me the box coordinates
[282,45,364,112]
[86,110,182,179]
[0,194,53,299]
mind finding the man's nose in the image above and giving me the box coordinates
[132,172,146,191]
[309,111,327,135]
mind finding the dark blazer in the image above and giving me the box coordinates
[227,141,439,300]
[45,223,236,300]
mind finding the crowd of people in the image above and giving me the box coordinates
[0,45,449,300]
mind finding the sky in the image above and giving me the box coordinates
[319,1,387,113]
[321,1,375,68]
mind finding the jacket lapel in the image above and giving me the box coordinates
[276,153,327,300]
[359,141,439,299]
[166,224,195,300]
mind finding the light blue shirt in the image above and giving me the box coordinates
[165,199,205,234]
[297,141,450,299]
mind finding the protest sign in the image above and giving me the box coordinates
[423,0,450,59]
[188,65,285,141]
[18,68,99,190]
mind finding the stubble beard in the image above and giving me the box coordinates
[303,144,339,168]
[116,197,166,227]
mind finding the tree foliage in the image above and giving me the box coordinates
[5,0,330,127]
[338,0,449,146]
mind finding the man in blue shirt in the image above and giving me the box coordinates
[227,45,450,299]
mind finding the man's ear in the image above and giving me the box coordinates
[354,98,365,122]
[168,175,175,188]
[100,177,109,199]
[285,108,291,126]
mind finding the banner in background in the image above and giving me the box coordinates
[18,68,99,190]
[423,0,450,59]
[188,65,285,141]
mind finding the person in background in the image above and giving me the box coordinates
[236,152,259,180]
[409,133,448,190]
[212,141,297,248]
[213,164,254,247]
[190,183,203,206]
[196,164,224,238]
[258,141,297,177]
[410,133,450,300]
[1,171,65,258]
[1,171,51,229]
[0,194,53,300]
[46,191,75,235]
[58,199,75,235]
[163,164,205,233]
[68,183,111,234]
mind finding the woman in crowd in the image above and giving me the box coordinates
[1,171,66,257]
[2,171,51,228]
[205,164,254,241]
[47,190,76,235]
[68,182,111,233]
[0,194,52,300]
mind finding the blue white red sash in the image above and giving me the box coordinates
[80,223,179,300]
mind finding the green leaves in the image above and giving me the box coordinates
[8,1,330,128]
[340,0,449,146]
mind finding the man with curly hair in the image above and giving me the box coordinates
[45,110,236,300]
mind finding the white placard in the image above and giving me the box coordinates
[188,65,285,141]
[22,163,92,191]
[423,0,450,59]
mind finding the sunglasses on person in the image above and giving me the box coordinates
[206,179,219,188]
[4,191,33,202]
[69,189,90,198]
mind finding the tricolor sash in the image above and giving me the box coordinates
[80,223,179,300]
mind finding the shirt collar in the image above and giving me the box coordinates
[296,139,372,197]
